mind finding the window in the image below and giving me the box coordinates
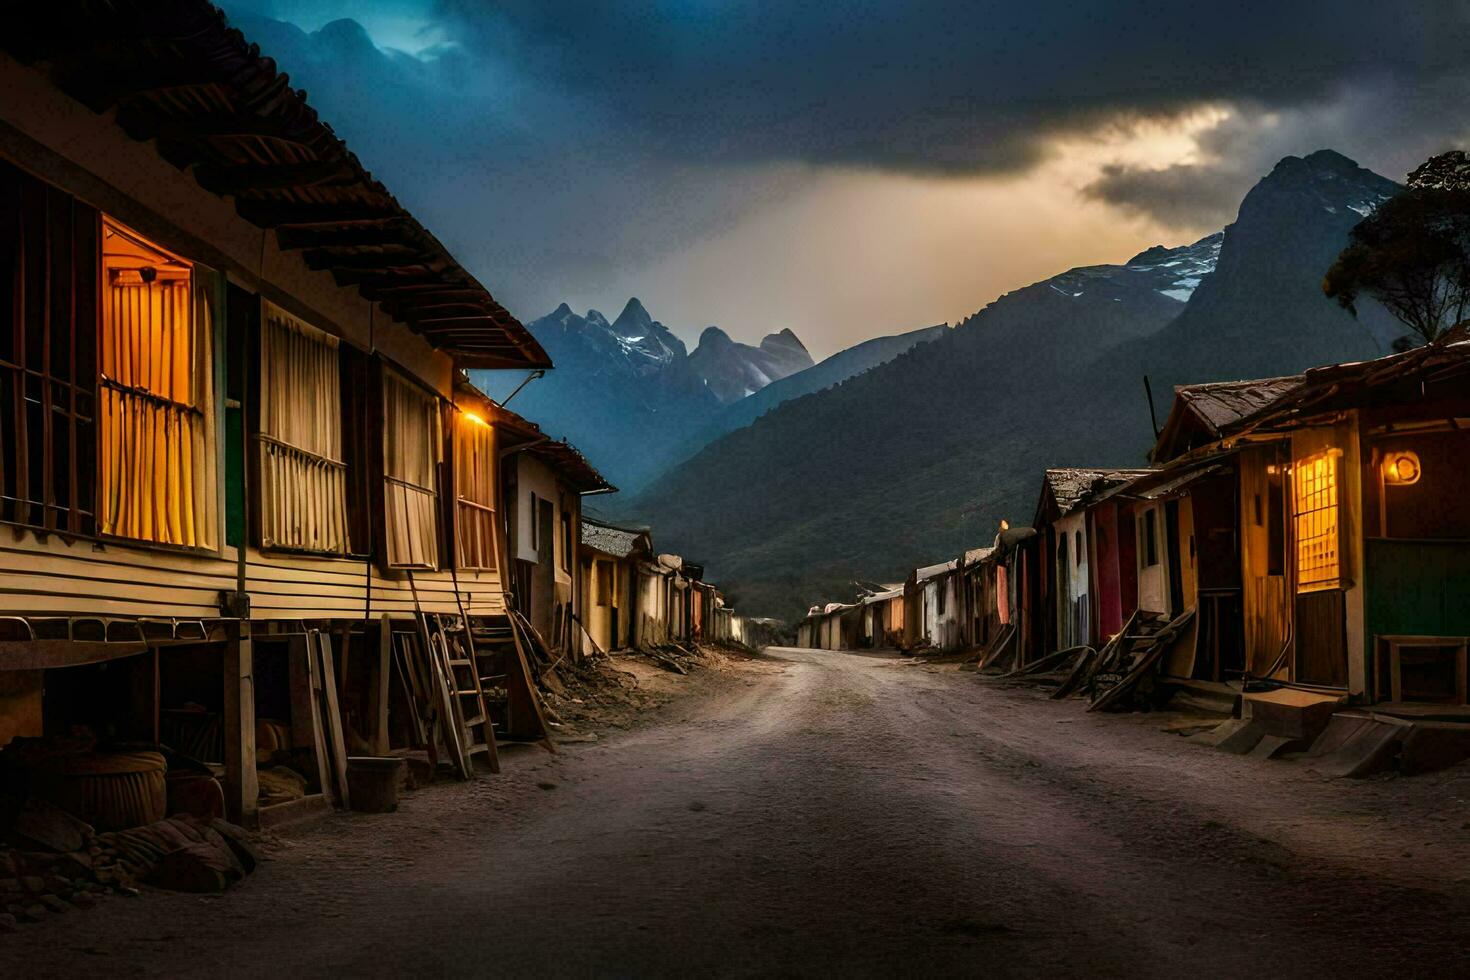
[560,510,572,572]
[596,559,612,606]
[98,217,216,548]
[937,582,947,616]
[256,301,347,553]
[1142,509,1159,567]
[453,410,497,569]
[381,368,441,568]
[1266,474,1285,576]
[1074,529,1083,566]
[528,493,539,550]
[1294,449,1341,591]
[0,162,98,534]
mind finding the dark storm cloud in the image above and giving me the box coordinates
[218,1,1470,337]
[429,0,1465,175]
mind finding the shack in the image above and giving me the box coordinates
[576,518,653,655]
[904,560,960,651]
[861,588,905,648]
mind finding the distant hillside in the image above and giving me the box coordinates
[664,323,950,467]
[620,151,1404,621]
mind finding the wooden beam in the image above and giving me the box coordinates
[222,622,259,828]
[194,158,353,195]
[305,248,431,273]
[118,110,321,147]
[275,223,417,251]
[237,201,400,227]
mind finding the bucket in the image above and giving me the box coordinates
[346,757,404,813]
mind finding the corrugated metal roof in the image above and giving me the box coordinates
[863,588,904,604]
[914,559,958,583]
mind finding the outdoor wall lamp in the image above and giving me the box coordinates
[1382,450,1422,486]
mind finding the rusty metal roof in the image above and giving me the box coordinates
[4,0,550,370]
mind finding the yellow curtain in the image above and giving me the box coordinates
[258,302,348,553]
[453,413,497,569]
[99,273,215,549]
[383,371,442,568]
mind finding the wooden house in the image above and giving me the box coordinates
[576,518,652,655]
[503,440,612,659]
[1151,338,1470,707]
[1033,469,1154,656]
[904,559,960,651]
[633,553,683,648]
[861,588,905,648]
[0,4,559,828]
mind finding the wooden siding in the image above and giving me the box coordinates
[0,531,234,619]
[0,534,505,626]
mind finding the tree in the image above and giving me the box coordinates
[1323,151,1470,347]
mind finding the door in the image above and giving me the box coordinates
[533,496,555,635]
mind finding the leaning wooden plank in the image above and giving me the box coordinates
[314,631,352,810]
[1051,648,1098,700]
[977,625,1017,672]
[1005,644,1090,678]
[504,613,556,750]
[1089,609,1196,713]
[296,632,335,804]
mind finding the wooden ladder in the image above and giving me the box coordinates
[471,613,553,746]
[420,612,500,777]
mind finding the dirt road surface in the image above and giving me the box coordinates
[7,646,1470,978]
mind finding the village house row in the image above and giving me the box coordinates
[799,326,1470,770]
[0,5,754,831]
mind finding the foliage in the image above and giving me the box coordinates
[1324,153,1470,345]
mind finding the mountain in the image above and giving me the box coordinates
[471,298,812,490]
[686,326,814,403]
[713,323,950,436]
[618,151,1404,621]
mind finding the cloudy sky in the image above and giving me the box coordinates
[221,1,1470,359]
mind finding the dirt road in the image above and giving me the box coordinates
[7,646,1470,978]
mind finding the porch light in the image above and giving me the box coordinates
[462,410,489,427]
[1383,450,1421,486]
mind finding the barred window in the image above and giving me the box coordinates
[98,217,216,548]
[1294,449,1341,591]
[382,369,441,568]
[257,302,348,554]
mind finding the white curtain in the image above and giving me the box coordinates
[383,370,442,568]
[258,302,348,554]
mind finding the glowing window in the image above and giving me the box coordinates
[99,217,216,548]
[453,410,497,570]
[1294,449,1341,591]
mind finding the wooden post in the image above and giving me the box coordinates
[223,622,259,828]
[369,613,392,754]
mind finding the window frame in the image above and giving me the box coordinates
[451,406,499,571]
[378,363,443,571]
[96,215,221,553]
